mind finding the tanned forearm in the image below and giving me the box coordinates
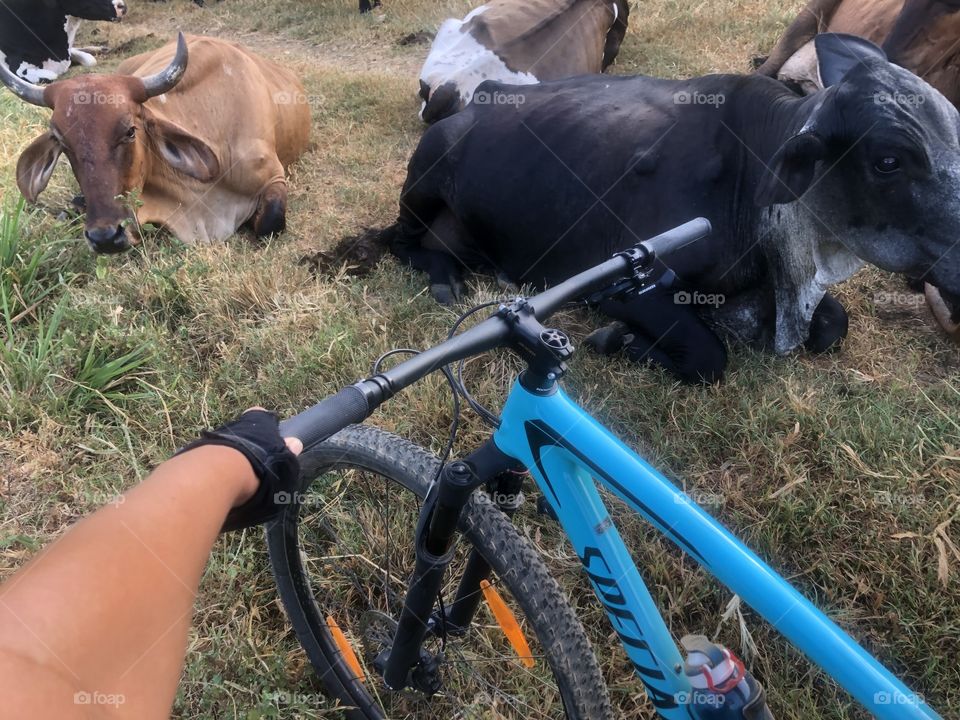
[0,445,258,720]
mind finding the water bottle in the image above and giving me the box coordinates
[678,635,775,719]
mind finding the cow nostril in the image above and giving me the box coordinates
[85,225,129,253]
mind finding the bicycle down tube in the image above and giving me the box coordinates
[492,379,940,720]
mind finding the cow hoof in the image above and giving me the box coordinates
[904,275,926,293]
[430,283,460,305]
[805,293,848,354]
[430,273,465,304]
[584,321,632,355]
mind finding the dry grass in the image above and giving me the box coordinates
[0,0,959,718]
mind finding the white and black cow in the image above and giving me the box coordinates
[418,0,629,123]
[349,34,960,383]
[0,0,126,83]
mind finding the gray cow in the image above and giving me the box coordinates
[352,34,960,383]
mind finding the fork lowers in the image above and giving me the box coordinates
[381,460,478,691]
[382,442,520,692]
[445,466,526,632]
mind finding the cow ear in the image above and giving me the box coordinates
[815,33,887,87]
[16,133,62,203]
[145,115,220,182]
[755,132,827,206]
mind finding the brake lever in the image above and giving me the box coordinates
[585,267,676,306]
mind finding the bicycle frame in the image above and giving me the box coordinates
[491,379,940,720]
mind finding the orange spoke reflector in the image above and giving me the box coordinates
[326,615,367,683]
[480,579,535,668]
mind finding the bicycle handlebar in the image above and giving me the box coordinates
[282,386,371,451]
[280,218,712,447]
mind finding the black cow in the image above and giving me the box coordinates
[0,0,126,83]
[361,34,960,383]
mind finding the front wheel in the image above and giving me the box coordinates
[266,424,611,719]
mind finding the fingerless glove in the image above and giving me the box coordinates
[176,410,300,532]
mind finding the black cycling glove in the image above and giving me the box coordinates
[175,409,301,532]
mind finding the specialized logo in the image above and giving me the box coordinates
[579,545,692,714]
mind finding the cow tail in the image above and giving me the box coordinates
[300,225,397,278]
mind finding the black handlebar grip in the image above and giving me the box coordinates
[279,386,371,451]
[641,218,712,261]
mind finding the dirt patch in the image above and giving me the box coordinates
[397,30,433,46]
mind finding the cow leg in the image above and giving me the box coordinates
[391,209,469,305]
[804,292,848,353]
[395,246,465,305]
[253,181,288,238]
[393,143,472,304]
[597,287,727,384]
[754,0,842,77]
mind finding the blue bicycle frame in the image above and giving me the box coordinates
[491,379,940,720]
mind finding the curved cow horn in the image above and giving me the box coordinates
[141,33,189,98]
[0,59,47,107]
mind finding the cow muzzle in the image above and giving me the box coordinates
[85,224,130,254]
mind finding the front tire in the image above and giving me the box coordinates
[266,424,611,719]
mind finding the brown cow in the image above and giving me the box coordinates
[1,33,311,253]
[418,0,630,123]
[756,0,960,103]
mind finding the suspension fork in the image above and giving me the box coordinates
[445,467,526,631]
[382,440,519,691]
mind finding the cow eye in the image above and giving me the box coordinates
[874,156,901,175]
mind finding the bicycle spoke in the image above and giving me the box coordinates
[450,649,559,720]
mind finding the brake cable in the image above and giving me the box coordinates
[371,348,461,487]
[446,300,504,428]
[371,348,461,649]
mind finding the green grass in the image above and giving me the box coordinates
[1,1,959,719]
